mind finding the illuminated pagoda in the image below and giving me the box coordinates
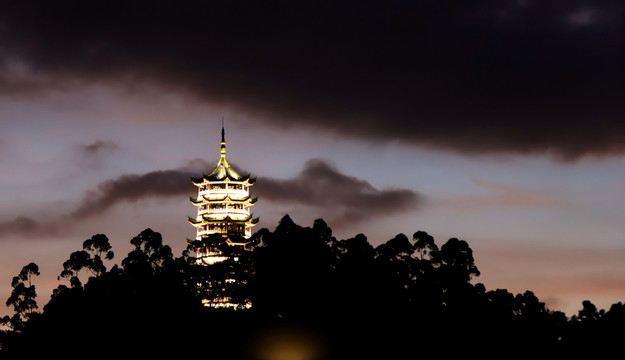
[188,125,258,264]
[188,125,258,309]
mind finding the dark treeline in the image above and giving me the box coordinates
[1,215,624,359]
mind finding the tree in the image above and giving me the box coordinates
[187,233,254,309]
[122,228,173,275]
[8,218,625,358]
[413,230,438,260]
[1,263,40,331]
[59,251,90,288]
[59,234,115,287]
[376,233,413,261]
[82,233,114,276]
[577,300,600,322]
[435,237,480,284]
[251,215,338,319]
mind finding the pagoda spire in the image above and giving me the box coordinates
[220,118,227,160]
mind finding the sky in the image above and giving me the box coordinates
[1,0,625,316]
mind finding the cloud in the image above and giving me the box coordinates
[1,1,625,160]
[0,158,421,238]
[0,159,209,239]
[70,157,422,227]
[0,216,61,239]
[69,160,208,219]
[255,159,423,226]
[80,140,118,157]
[70,157,423,228]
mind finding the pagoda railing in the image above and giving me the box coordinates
[200,188,249,198]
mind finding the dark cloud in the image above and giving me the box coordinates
[1,1,624,159]
[255,158,423,226]
[73,157,422,227]
[0,216,61,239]
[0,159,209,239]
[80,140,118,157]
[69,159,209,219]
[0,158,420,238]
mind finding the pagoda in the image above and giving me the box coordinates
[188,126,258,265]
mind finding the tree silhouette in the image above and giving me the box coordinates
[122,228,173,274]
[2,217,625,359]
[82,233,114,274]
[58,234,115,289]
[413,230,438,260]
[1,263,40,332]
[188,233,254,308]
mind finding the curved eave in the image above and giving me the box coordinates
[190,196,204,205]
[204,159,244,181]
[226,238,252,246]
[203,194,252,203]
[202,214,253,222]
[192,196,254,205]
[204,171,255,184]
[190,216,258,227]
[191,176,207,185]
[205,174,249,182]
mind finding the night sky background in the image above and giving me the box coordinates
[2,0,625,316]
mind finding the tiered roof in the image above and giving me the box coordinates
[188,125,258,241]
[191,128,256,185]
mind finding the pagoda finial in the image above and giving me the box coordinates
[220,117,227,159]
[221,117,225,143]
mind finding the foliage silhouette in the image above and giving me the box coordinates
[188,233,254,308]
[1,262,40,332]
[1,216,625,358]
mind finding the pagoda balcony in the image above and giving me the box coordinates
[203,208,250,217]
[200,188,249,197]
[203,216,251,224]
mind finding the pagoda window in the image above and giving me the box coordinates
[210,184,226,190]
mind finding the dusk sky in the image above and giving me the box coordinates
[2,0,625,316]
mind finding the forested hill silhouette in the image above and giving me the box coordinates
[1,215,624,359]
